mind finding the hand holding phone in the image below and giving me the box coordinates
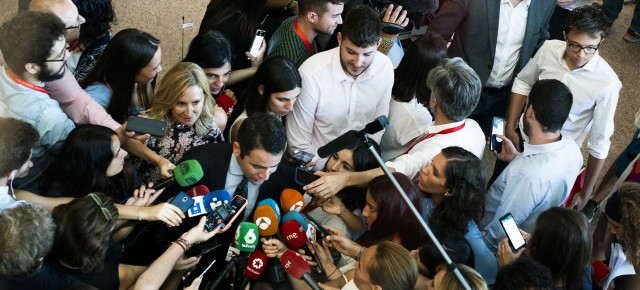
[491,116,505,152]
[499,213,526,252]
[249,29,266,58]
[126,116,167,137]
[295,168,320,187]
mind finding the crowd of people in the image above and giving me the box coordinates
[0,0,638,289]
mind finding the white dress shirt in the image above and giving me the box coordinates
[480,135,582,252]
[512,40,621,159]
[225,155,260,221]
[380,98,432,161]
[386,119,486,179]
[286,47,393,170]
[485,0,531,88]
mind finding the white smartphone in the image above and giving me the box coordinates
[249,29,266,58]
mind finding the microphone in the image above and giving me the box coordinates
[281,250,321,290]
[186,185,210,197]
[239,249,268,290]
[257,198,281,224]
[253,205,280,236]
[282,211,309,232]
[188,189,230,217]
[282,219,308,250]
[591,260,610,284]
[317,116,389,158]
[235,222,259,252]
[152,159,204,190]
[281,189,305,213]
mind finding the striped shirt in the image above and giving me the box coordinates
[266,16,318,67]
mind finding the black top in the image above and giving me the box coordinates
[0,265,86,290]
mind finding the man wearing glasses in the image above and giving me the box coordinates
[504,5,622,210]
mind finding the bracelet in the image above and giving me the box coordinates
[175,240,187,253]
[379,36,394,50]
[327,266,339,279]
[177,237,191,250]
[356,246,366,261]
[138,206,143,221]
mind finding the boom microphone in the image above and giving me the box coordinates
[281,189,305,213]
[281,250,321,290]
[317,116,389,158]
[151,159,204,190]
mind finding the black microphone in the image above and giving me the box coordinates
[317,116,389,158]
[208,255,247,290]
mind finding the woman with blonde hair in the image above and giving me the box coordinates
[135,62,227,184]
[427,264,488,290]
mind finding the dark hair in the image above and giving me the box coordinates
[364,172,424,250]
[183,31,234,70]
[72,0,116,45]
[237,113,286,158]
[0,118,39,176]
[612,183,640,268]
[80,28,160,123]
[426,58,481,122]
[527,79,572,133]
[0,11,66,75]
[341,5,381,47]
[429,147,486,234]
[529,207,591,290]
[393,32,447,103]
[494,256,554,290]
[564,5,607,39]
[244,56,301,116]
[39,125,121,199]
[418,231,475,279]
[199,0,267,39]
[298,0,345,15]
[51,193,118,273]
[332,140,382,212]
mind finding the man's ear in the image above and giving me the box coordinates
[257,84,265,96]
[337,32,342,46]
[307,11,318,24]
[372,285,383,290]
[233,141,241,158]
[24,63,40,75]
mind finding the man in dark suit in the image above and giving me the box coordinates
[427,0,556,138]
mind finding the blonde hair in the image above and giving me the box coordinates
[367,241,418,290]
[147,62,215,136]
[436,264,488,290]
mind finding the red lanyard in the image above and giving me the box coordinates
[294,18,316,56]
[404,122,466,154]
[7,69,50,97]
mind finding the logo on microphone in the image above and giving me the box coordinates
[255,217,272,230]
[252,258,264,269]
[243,229,257,244]
[289,201,304,212]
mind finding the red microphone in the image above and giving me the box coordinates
[237,249,268,289]
[216,94,235,118]
[281,250,321,290]
[186,185,210,197]
[282,219,308,249]
[281,188,305,213]
[591,260,610,284]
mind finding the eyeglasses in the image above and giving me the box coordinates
[44,45,67,63]
[566,39,601,54]
[65,15,83,30]
[88,193,113,235]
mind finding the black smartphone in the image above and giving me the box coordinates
[490,116,505,152]
[205,195,248,232]
[292,151,314,165]
[249,29,265,57]
[295,167,320,187]
[303,213,331,239]
[168,192,194,213]
[499,213,526,252]
[126,116,167,137]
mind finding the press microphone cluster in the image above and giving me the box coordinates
[208,222,260,290]
[152,159,204,190]
[281,189,306,213]
[317,116,389,158]
[281,250,321,290]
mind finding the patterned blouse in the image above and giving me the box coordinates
[134,120,224,185]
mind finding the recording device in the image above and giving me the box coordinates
[257,198,281,224]
[126,116,167,137]
[281,250,321,290]
[186,185,210,197]
[490,116,504,152]
[151,159,204,190]
[188,189,231,217]
[281,189,306,213]
[249,29,266,57]
[167,192,194,214]
[499,213,526,252]
[292,151,314,166]
[205,195,248,232]
[317,116,389,158]
[239,249,268,290]
[303,213,331,238]
[295,168,321,187]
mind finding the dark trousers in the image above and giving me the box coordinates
[470,86,511,139]
[548,5,571,40]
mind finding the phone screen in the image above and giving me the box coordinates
[500,214,525,251]
[295,168,320,186]
[292,151,314,165]
[492,117,505,142]
[249,30,265,57]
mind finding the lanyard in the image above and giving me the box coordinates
[7,69,50,97]
[294,18,316,56]
[404,122,466,154]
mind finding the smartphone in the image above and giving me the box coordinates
[295,168,320,187]
[499,213,526,252]
[249,29,266,58]
[168,192,194,213]
[292,151,314,166]
[303,213,331,239]
[205,195,248,232]
[490,116,505,152]
[126,116,167,137]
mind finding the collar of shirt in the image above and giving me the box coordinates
[500,0,531,9]
[521,135,567,157]
[330,47,376,84]
[554,43,601,72]
[228,154,244,178]
[425,120,465,134]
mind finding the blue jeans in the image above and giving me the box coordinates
[602,0,640,32]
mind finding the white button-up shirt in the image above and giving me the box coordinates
[380,98,432,161]
[512,40,621,159]
[286,47,393,170]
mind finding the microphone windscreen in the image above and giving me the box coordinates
[253,205,279,236]
[244,249,268,279]
[591,260,610,283]
[317,130,361,158]
[234,222,259,252]
[282,220,308,249]
[363,116,389,135]
[174,159,204,187]
[216,94,235,117]
[282,211,308,231]
[257,198,281,223]
[281,189,305,213]
[280,250,311,279]
[186,185,210,197]
[203,189,231,212]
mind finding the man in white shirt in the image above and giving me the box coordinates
[505,5,621,210]
[482,79,583,252]
[304,57,484,200]
[286,5,393,171]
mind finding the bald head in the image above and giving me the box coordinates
[29,0,85,43]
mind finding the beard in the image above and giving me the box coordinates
[38,63,65,82]
[522,114,531,138]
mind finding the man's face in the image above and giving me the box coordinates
[233,143,282,185]
[51,0,85,44]
[15,152,34,178]
[312,3,343,35]
[337,35,378,78]
[37,37,67,82]
[522,101,532,137]
[563,30,602,69]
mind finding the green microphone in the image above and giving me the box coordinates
[152,159,204,190]
[235,222,259,252]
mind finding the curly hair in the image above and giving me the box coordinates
[72,0,116,45]
[0,118,39,176]
[616,182,640,268]
[0,11,66,75]
[429,147,486,234]
[51,193,119,273]
[0,204,55,279]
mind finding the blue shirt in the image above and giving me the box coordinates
[480,136,582,252]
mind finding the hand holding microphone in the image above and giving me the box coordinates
[152,159,204,190]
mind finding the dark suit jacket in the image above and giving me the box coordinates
[427,0,556,85]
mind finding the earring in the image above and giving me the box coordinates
[444,191,452,197]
